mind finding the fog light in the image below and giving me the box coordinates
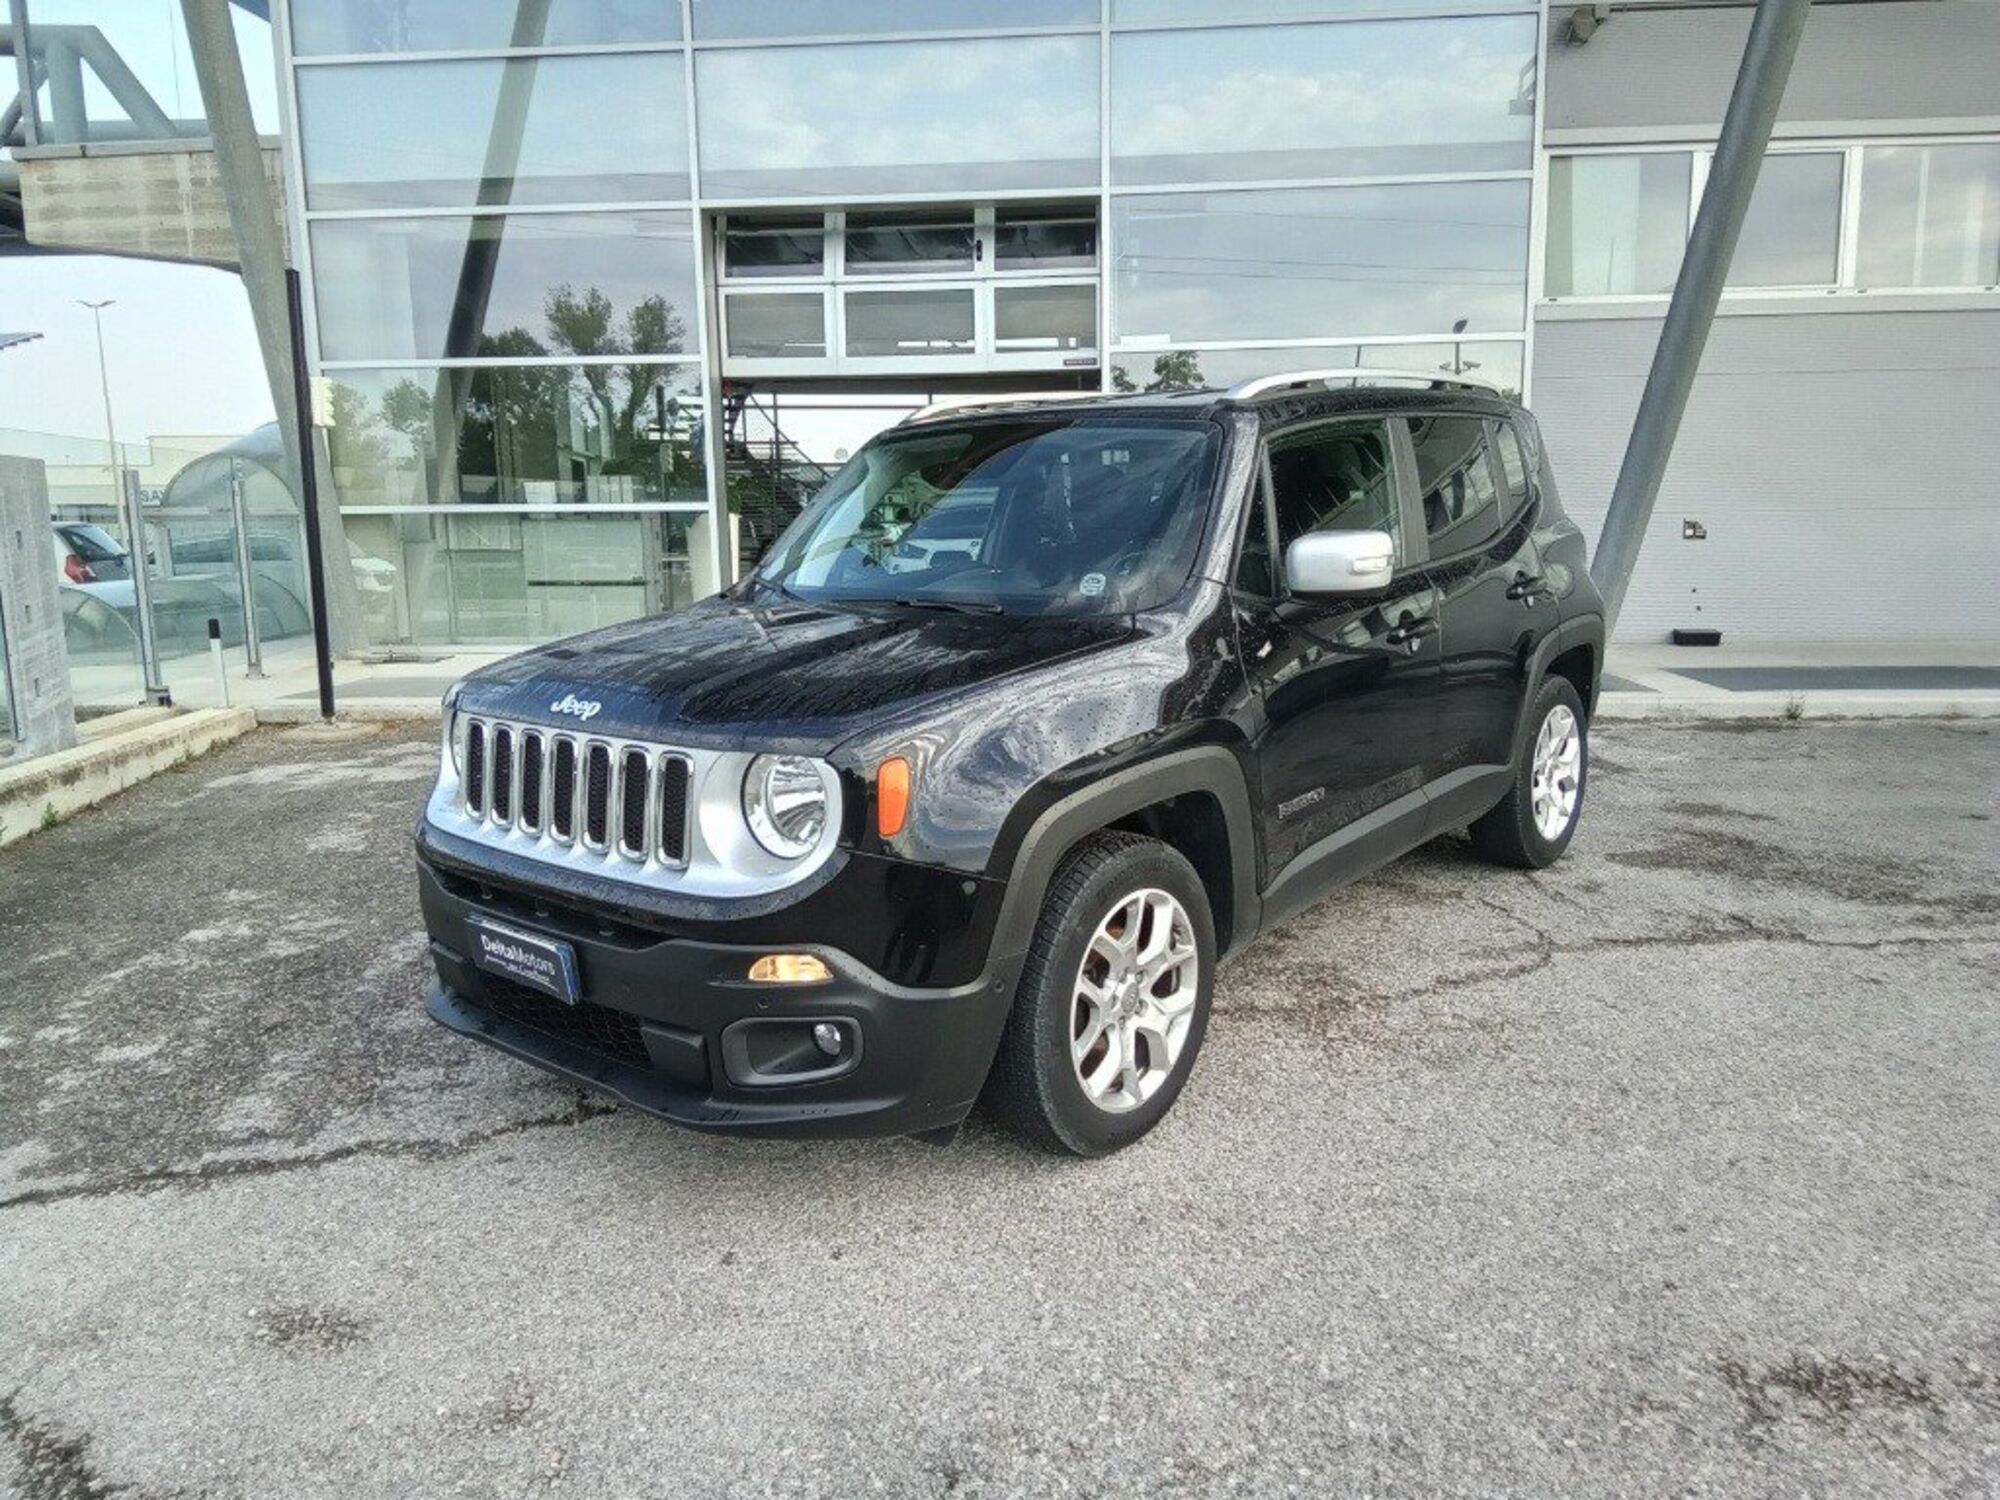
[747,953,831,985]
[812,1022,844,1057]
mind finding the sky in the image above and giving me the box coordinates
[2,2,281,450]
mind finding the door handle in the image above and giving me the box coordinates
[1506,573,1548,602]
[1385,616,1438,651]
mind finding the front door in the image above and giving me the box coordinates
[1402,413,1545,789]
[1234,417,1440,898]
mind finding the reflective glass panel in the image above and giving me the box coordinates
[1113,182,1531,345]
[724,219,827,279]
[325,364,707,507]
[996,210,1099,270]
[298,55,688,210]
[1857,143,2000,290]
[310,211,698,362]
[1546,153,1691,296]
[846,213,977,275]
[695,37,1100,198]
[339,510,713,646]
[725,293,830,359]
[1726,152,1843,288]
[1116,0,1523,20]
[691,0,1097,37]
[844,290,976,358]
[292,0,679,55]
[1112,17,1536,185]
[1109,343,1525,398]
[995,285,1098,352]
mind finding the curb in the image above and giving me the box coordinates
[0,708,257,850]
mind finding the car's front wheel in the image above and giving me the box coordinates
[1469,675,1588,868]
[984,832,1215,1156]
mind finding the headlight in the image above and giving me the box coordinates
[742,754,829,859]
[442,682,465,773]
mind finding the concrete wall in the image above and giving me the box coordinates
[15,142,288,266]
[0,456,79,760]
[1545,1,2000,142]
[1533,305,2000,645]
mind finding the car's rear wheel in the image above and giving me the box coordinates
[1469,675,1588,869]
[984,832,1215,1156]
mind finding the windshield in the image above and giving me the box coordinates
[753,417,1223,617]
[59,524,126,561]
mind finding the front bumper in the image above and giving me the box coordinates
[419,861,1023,1138]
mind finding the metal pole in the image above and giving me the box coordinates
[227,455,265,677]
[286,269,336,722]
[121,470,170,705]
[1589,0,1813,632]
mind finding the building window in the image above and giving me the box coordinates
[845,212,977,277]
[995,210,1098,272]
[995,285,1098,354]
[843,289,977,360]
[1727,151,1844,288]
[1113,181,1531,346]
[291,0,681,56]
[1857,143,2000,290]
[724,292,828,360]
[722,219,826,281]
[1110,16,1537,186]
[296,55,689,211]
[1546,153,1691,298]
[309,211,697,363]
[689,0,1097,39]
[693,36,1100,199]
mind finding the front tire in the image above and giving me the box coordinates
[984,832,1216,1156]
[1469,676,1588,869]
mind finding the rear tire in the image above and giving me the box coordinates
[984,832,1215,1157]
[1469,676,1588,869]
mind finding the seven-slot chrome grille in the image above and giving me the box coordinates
[459,715,691,867]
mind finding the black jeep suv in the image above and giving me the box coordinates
[417,373,1602,1156]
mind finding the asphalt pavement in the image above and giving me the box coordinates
[2,719,1996,1498]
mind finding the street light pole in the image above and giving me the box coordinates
[79,299,169,704]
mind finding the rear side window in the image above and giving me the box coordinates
[1406,415,1502,555]
[1494,421,1531,513]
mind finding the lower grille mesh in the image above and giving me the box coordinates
[475,975,652,1070]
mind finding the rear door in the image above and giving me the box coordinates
[1402,412,1546,800]
[1234,416,1440,887]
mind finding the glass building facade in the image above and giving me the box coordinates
[279,0,1545,646]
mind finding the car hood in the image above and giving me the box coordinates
[455,594,1140,753]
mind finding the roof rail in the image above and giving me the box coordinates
[1227,367,1505,401]
[900,391,1106,426]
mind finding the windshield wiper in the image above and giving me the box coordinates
[890,596,1004,616]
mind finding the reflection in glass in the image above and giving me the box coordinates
[844,290,976,358]
[1110,342,1525,398]
[695,37,1100,198]
[725,293,829,359]
[996,210,1099,270]
[724,219,827,279]
[692,0,1097,37]
[1115,0,1522,20]
[298,55,689,209]
[1858,144,2000,289]
[1546,153,1691,296]
[846,213,977,275]
[326,364,707,508]
[339,509,713,646]
[1113,182,1530,345]
[1727,153,1843,287]
[292,0,680,55]
[310,211,697,362]
[995,285,1098,352]
[1112,17,1536,185]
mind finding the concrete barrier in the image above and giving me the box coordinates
[0,707,256,849]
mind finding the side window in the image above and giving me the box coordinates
[1407,414,1502,555]
[1494,420,1531,514]
[1266,422,1399,573]
[1232,476,1277,599]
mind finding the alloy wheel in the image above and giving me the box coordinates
[1070,888,1199,1114]
[1530,703,1583,842]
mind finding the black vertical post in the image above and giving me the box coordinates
[284,268,337,722]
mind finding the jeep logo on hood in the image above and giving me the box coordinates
[549,693,602,722]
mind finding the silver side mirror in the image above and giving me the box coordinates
[1285,530,1395,597]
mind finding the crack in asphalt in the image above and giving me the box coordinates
[0,1390,136,1500]
[0,1094,617,1213]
